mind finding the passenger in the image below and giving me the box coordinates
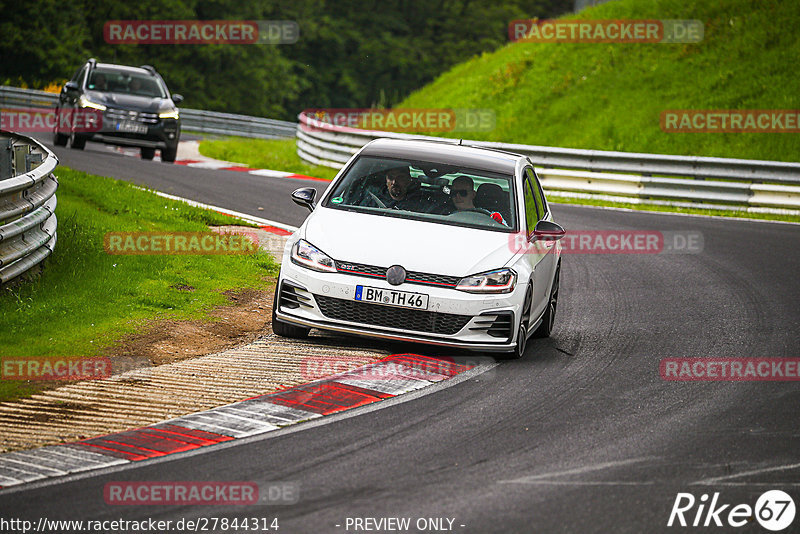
[449,175,477,211]
[449,175,508,225]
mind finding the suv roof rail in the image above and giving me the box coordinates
[140,65,157,74]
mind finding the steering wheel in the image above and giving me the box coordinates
[367,191,387,208]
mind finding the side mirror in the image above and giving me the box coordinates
[171,94,184,105]
[292,187,317,212]
[532,220,565,241]
[64,81,79,93]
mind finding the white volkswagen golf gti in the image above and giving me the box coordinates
[272,138,564,358]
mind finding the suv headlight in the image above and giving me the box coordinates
[78,95,106,111]
[291,239,336,273]
[456,268,517,294]
[158,109,179,119]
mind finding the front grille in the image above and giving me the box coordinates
[334,261,460,288]
[315,295,471,335]
[105,108,159,124]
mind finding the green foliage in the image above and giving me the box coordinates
[399,0,800,161]
[0,167,278,364]
[0,0,572,119]
[198,137,338,180]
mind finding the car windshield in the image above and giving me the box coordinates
[323,155,517,232]
[87,69,167,98]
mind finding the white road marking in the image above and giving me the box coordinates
[691,461,800,486]
[498,457,656,485]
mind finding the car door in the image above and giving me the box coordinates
[523,167,556,322]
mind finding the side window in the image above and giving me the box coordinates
[523,173,538,237]
[526,168,545,221]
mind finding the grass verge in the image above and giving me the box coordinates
[198,137,339,180]
[0,167,278,401]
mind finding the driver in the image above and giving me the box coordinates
[367,165,428,211]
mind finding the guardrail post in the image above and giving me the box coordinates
[0,138,12,180]
[13,143,30,176]
[25,152,43,172]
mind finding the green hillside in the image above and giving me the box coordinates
[399,0,800,162]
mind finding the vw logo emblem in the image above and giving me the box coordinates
[386,265,406,286]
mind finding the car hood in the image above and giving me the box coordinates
[303,207,515,277]
[87,91,173,113]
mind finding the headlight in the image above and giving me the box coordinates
[291,240,336,273]
[158,109,179,119]
[78,95,106,111]
[456,268,517,294]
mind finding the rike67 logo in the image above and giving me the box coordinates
[668,490,795,531]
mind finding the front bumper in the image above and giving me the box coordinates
[276,260,524,353]
[84,112,180,149]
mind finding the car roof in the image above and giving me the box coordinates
[94,63,155,77]
[359,138,522,175]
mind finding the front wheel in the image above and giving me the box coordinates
[504,286,532,359]
[533,265,559,338]
[161,145,177,163]
[140,147,156,160]
[69,132,86,150]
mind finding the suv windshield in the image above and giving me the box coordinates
[323,155,517,232]
[87,68,167,98]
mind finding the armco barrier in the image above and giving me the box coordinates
[0,131,58,285]
[0,85,295,140]
[295,112,800,214]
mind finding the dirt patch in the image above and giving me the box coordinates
[105,282,276,368]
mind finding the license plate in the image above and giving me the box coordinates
[115,120,148,134]
[355,285,428,310]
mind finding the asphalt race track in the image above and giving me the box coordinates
[3,138,799,533]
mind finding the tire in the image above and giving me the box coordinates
[504,286,532,359]
[271,280,310,339]
[161,145,177,163]
[53,108,69,146]
[69,132,86,150]
[533,264,560,338]
[141,147,156,160]
[53,132,69,146]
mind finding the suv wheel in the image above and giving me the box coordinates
[140,147,156,160]
[53,111,68,146]
[161,145,177,163]
[70,132,86,150]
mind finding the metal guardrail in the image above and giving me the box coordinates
[0,131,58,285]
[296,112,800,214]
[0,86,296,140]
